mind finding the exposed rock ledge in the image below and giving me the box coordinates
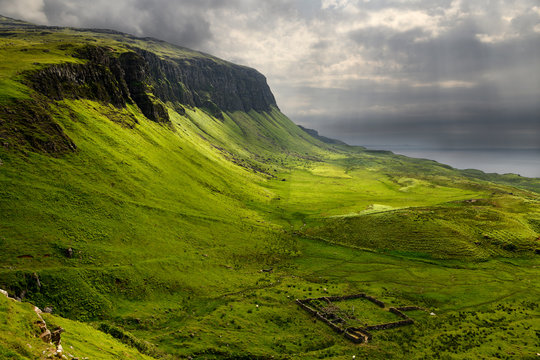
[26,44,278,124]
[2,288,67,359]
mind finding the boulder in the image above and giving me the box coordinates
[39,329,51,343]
[51,327,64,345]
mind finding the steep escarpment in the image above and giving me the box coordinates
[26,43,277,121]
[26,45,170,124]
[298,125,348,145]
[1,15,277,117]
[135,48,277,113]
[13,40,282,155]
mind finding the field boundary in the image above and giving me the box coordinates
[296,294,424,343]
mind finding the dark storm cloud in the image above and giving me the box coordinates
[41,0,223,48]
[289,75,539,149]
[294,105,540,151]
[348,18,540,83]
[0,0,539,151]
[0,0,298,47]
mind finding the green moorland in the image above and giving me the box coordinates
[0,16,539,359]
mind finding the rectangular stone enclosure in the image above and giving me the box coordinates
[296,294,423,343]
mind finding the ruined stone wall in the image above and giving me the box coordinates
[304,293,385,308]
[396,306,425,311]
[364,319,414,331]
[389,307,408,319]
[296,294,420,344]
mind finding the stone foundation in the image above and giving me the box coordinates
[296,293,422,344]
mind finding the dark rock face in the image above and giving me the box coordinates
[298,125,347,145]
[27,46,129,108]
[27,45,170,124]
[51,327,64,345]
[27,44,277,125]
[118,51,169,123]
[135,48,277,113]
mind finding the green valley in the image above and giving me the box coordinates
[0,16,539,359]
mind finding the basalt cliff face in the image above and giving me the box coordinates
[1,24,279,154]
[136,48,277,113]
[2,14,277,117]
[26,44,277,124]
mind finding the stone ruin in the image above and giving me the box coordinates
[296,293,424,344]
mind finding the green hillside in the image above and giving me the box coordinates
[0,16,539,359]
[1,292,160,359]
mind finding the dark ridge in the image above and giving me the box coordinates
[364,149,394,155]
[134,47,277,113]
[25,45,170,124]
[298,125,347,145]
[1,16,278,114]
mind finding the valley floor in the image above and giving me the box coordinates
[3,236,539,359]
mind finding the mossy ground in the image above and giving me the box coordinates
[0,17,539,359]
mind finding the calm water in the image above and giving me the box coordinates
[367,146,540,178]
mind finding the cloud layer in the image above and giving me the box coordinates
[1,0,539,149]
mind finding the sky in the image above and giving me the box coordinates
[1,0,539,151]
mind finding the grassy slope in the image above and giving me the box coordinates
[0,17,539,359]
[0,293,159,360]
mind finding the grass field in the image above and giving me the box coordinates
[0,16,539,359]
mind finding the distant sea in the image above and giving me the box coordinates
[366,146,540,178]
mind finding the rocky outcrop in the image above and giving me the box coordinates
[135,48,277,113]
[5,16,277,114]
[118,51,170,123]
[27,47,128,108]
[26,44,277,126]
[34,305,66,358]
[26,45,170,124]
[298,126,347,145]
